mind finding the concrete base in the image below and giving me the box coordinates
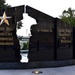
[0,59,75,69]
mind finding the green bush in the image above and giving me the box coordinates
[22,42,29,50]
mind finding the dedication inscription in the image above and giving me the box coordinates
[26,6,55,61]
[57,28,72,46]
[56,18,73,60]
[27,6,74,62]
[0,5,24,62]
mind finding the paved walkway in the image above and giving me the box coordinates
[0,65,75,75]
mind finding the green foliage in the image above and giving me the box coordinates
[60,7,75,26]
[0,0,5,11]
[18,36,23,40]
[17,21,23,29]
[22,42,29,50]
[0,0,11,11]
[22,43,27,50]
[27,42,29,49]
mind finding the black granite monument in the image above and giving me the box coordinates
[26,6,73,62]
[0,5,24,62]
[0,5,74,68]
[26,6,55,61]
[55,18,73,60]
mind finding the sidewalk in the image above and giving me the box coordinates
[0,65,75,75]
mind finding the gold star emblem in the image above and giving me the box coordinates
[0,12,11,25]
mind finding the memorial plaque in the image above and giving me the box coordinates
[26,6,74,62]
[56,18,73,60]
[26,6,55,61]
[0,5,24,62]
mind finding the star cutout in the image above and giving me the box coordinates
[0,12,11,25]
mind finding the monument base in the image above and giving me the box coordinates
[0,59,75,69]
[0,47,21,62]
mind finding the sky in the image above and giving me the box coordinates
[6,0,75,36]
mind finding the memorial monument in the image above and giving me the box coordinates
[26,6,55,61]
[0,5,24,62]
[0,5,74,68]
[55,18,73,60]
[26,5,73,62]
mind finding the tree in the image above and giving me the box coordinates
[60,7,75,26]
[17,21,23,29]
[0,0,11,10]
[0,0,5,11]
[21,42,29,50]
[22,43,27,50]
[26,42,29,49]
